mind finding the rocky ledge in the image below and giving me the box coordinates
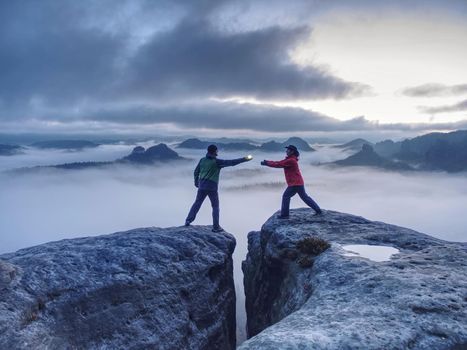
[0,226,236,350]
[241,209,467,349]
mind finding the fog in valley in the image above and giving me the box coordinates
[1,141,467,341]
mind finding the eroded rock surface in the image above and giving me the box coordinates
[241,209,467,349]
[0,226,236,350]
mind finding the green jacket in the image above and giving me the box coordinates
[194,154,247,191]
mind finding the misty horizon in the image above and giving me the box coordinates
[2,139,466,249]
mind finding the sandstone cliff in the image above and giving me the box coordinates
[241,209,467,349]
[0,226,236,350]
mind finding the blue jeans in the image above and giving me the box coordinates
[281,185,321,216]
[186,189,220,227]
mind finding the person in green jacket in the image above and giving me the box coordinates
[185,144,252,232]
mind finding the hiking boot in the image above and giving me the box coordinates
[212,226,224,233]
[184,220,191,227]
[315,210,323,216]
[276,215,289,220]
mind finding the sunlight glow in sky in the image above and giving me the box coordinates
[292,10,467,124]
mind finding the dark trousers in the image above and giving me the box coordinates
[186,189,220,227]
[281,185,321,216]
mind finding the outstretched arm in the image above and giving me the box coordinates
[216,157,249,168]
[262,158,294,168]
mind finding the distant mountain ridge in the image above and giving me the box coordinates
[178,137,315,152]
[30,140,100,150]
[334,130,467,173]
[394,130,467,168]
[178,139,257,151]
[121,144,182,164]
[0,144,24,156]
[7,143,183,173]
[333,144,412,171]
[373,139,401,158]
[333,138,373,151]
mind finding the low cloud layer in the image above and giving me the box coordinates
[3,98,467,138]
[60,101,467,134]
[420,99,467,114]
[402,83,467,97]
[1,145,466,270]
[75,102,372,132]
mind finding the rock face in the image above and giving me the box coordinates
[241,209,467,349]
[0,226,236,350]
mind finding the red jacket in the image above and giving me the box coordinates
[266,155,304,186]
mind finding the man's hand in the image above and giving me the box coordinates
[260,160,267,166]
[244,155,253,161]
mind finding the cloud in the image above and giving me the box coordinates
[420,99,467,114]
[402,83,467,97]
[3,97,467,137]
[1,0,466,135]
[46,101,465,134]
[59,101,375,132]
[0,0,367,124]
[0,1,130,110]
[124,19,368,102]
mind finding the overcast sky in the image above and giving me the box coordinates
[1,0,466,138]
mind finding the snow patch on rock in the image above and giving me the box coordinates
[342,244,399,262]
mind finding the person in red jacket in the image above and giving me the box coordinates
[261,144,322,218]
